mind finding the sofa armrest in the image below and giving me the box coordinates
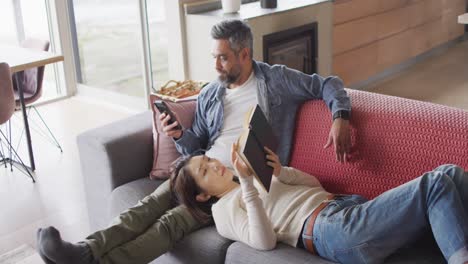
[77,111,153,230]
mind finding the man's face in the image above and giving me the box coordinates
[211,39,242,86]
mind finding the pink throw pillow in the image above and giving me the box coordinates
[149,94,197,179]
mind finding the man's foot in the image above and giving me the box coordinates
[37,226,96,264]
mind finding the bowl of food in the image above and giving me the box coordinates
[154,80,208,102]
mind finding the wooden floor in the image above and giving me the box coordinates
[0,39,467,258]
[0,98,134,255]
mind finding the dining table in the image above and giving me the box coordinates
[0,44,64,171]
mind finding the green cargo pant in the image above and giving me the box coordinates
[85,180,206,264]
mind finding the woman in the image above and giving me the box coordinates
[171,143,468,264]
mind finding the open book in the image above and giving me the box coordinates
[237,105,278,192]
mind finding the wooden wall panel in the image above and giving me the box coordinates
[333,0,379,25]
[408,0,427,27]
[378,0,409,13]
[443,11,466,41]
[443,0,466,12]
[377,30,411,71]
[333,0,467,86]
[428,19,446,49]
[409,0,443,27]
[333,16,378,55]
[377,6,410,39]
[424,0,443,22]
[443,0,466,41]
[333,43,378,86]
[409,24,431,57]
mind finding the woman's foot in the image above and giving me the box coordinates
[37,226,97,264]
[36,228,55,264]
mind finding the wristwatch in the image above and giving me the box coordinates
[332,110,350,121]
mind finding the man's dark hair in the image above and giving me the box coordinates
[211,19,253,58]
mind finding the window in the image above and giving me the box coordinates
[0,0,65,102]
[147,0,169,90]
[70,0,170,108]
[0,1,16,45]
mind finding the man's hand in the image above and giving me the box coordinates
[264,147,281,177]
[159,113,183,139]
[324,118,351,163]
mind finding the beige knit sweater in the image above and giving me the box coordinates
[212,166,331,250]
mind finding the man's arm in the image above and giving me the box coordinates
[160,92,211,155]
[279,66,350,114]
[279,66,352,162]
[173,98,210,155]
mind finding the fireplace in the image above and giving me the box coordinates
[263,23,318,74]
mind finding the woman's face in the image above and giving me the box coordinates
[187,155,235,197]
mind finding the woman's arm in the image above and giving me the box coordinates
[237,175,277,250]
[265,147,322,188]
[227,143,276,250]
[276,166,322,188]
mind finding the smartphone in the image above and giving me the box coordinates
[154,100,182,130]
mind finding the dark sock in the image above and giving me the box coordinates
[38,226,97,264]
[36,228,55,264]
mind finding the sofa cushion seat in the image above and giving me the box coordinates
[110,178,234,264]
[226,238,445,264]
[109,177,164,219]
[225,242,335,264]
[384,244,445,264]
[153,226,234,264]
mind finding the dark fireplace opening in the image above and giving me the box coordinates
[263,23,318,74]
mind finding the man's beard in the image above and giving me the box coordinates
[218,67,241,87]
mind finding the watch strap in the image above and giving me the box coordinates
[333,110,350,121]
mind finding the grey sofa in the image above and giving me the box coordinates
[77,111,332,264]
[77,112,446,264]
[78,89,464,263]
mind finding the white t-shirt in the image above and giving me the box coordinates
[205,72,258,168]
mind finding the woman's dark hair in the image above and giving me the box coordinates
[170,153,218,224]
[211,19,253,58]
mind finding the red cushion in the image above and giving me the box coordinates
[289,89,468,199]
[149,94,197,179]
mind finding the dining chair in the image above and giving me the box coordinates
[12,38,63,153]
[0,62,35,182]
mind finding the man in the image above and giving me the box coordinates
[36,19,351,264]
[164,20,351,166]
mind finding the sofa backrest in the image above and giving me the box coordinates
[289,89,468,199]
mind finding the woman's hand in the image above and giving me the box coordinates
[231,142,253,178]
[264,147,281,177]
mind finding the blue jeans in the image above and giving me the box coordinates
[312,164,468,264]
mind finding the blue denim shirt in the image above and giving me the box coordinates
[175,61,350,165]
